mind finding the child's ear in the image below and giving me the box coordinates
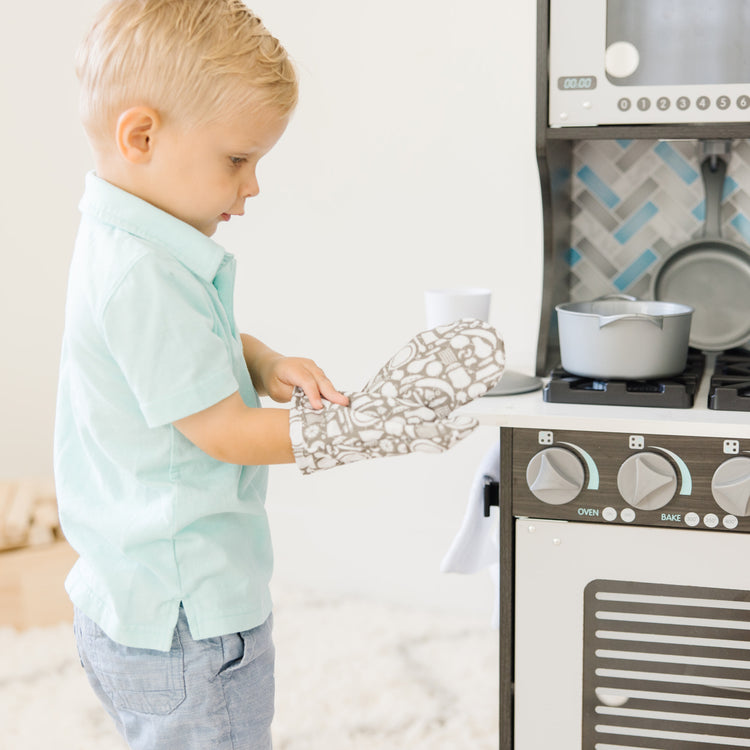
[115,106,160,164]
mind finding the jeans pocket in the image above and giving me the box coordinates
[218,615,273,678]
[78,613,186,715]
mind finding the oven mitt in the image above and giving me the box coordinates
[363,318,505,418]
[289,390,478,474]
[289,318,504,474]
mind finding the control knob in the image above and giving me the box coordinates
[617,452,677,510]
[526,447,585,505]
[712,456,750,516]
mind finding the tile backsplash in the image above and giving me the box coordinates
[568,139,750,301]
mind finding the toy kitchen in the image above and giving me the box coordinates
[466,1,750,748]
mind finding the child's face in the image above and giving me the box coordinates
[145,104,289,237]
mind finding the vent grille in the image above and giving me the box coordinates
[583,579,750,749]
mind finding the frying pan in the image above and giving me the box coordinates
[651,154,750,351]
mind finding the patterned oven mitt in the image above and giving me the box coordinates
[364,318,505,416]
[289,318,505,475]
[289,391,477,474]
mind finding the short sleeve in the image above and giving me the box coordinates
[102,253,239,428]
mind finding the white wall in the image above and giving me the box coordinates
[1,1,542,617]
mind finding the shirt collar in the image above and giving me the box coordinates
[79,171,230,283]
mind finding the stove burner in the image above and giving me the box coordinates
[709,348,750,411]
[544,350,705,408]
[713,350,750,378]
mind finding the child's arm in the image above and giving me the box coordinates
[173,336,348,466]
[173,391,294,465]
[176,320,504,473]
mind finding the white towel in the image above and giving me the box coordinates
[440,439,500,627]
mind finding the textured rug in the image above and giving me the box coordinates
[0,583,499,749]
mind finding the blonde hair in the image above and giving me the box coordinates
[76,0,297,144]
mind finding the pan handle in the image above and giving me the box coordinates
[701,155,728,239]
[598,313,664,330]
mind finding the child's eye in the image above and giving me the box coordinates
[229,156,247,167]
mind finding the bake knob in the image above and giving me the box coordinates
[617,452,677,510]
[711,457,750,516]
[526,447,585,505]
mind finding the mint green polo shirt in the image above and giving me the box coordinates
[54,172,271,651]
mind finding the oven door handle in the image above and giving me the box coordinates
[483,475,499,517]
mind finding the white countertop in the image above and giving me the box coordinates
[460,370,750,438]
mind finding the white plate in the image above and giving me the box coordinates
[484,370,543,397]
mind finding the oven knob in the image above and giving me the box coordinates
[711,457,750,516]
[617,452,677,510]
[526,447,585,505]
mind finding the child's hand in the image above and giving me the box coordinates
[241,334,348,410]
[261,356,349,410]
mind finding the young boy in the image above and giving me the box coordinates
[55,1,504,748]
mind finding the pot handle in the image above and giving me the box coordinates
[598,313,665,330]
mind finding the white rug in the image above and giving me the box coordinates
[0,583,499,749]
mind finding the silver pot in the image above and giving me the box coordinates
[555,295,694,380]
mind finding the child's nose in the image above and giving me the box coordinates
[242,171,260,198]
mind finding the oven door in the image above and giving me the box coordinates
[514,518,750,748]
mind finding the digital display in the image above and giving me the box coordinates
[558,76,597,91]
[606,0,750,86]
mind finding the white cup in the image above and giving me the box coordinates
[424,287,491,328]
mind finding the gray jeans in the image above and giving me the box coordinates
[73,606,274,749]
